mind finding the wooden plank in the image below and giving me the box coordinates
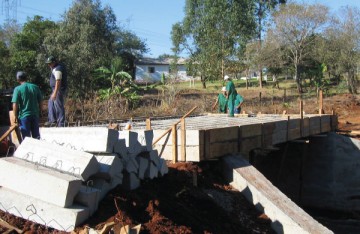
[180,118,186,161]
[0,218,23,233]
[9,111,22,145]
[172,125,177,163]
[0,125,17,143]
[145,118,151,130]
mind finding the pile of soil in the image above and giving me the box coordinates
[0,162,274,234]
[0,93,359,233]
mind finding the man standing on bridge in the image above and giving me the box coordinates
[224,75,236,117]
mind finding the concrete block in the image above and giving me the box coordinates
[125,156,139,174]
[0,187,89,231]
[134,130,154,152]
[158,158,169,176]
[149,150,160,167]
[95,155,123,186]
[14,137,99,180]
[113,139,128,158]
[119,131,142,155]
[136,156,149,180]
[40,127,119,153]
[240,124,262,138]
[122,171,140,190]
[0,157,81,207]
[74,185,100,215]
[92,179,113,201]
[145,161,158,179]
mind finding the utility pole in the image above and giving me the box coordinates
[2,0,19,23]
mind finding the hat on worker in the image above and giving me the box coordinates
[221,86,226,92]
[16,71,27,80]
[45,55,57,64]
[224,75,229,80]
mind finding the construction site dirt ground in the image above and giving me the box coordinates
[0,93,359,233]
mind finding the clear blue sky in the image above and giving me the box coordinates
[0,0,359,57]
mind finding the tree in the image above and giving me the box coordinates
[95,57,145,110]
[171,0,256,88]
[254,0,286,88]
[265,3,329,93]
[41,0,118,98]
[324,6,360,94]
[0,21,21,88]
[114,28,148,78]
[10,16,57,89]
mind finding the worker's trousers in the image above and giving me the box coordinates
[48,89,66,127]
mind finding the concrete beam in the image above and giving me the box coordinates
[74,185,100,215]
[222,155,333,234]
[14,137,99,181]
[95,155,123,186]
[0,187,89,232]
[0,157,81,207]
[122,171,140,190]
[40,127,119,153]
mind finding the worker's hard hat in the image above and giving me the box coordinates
[45,56,57,64]
[224,75,229,80]
[221,86,226,92]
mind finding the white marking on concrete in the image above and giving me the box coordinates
[40,127,119,153]
[0,186,89,231]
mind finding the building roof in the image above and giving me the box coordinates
[135,57,187,65]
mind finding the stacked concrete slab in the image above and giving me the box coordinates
[148,114,336,161]
[40,127,168,192]
[0,126,168,231]
[0,138,98,231]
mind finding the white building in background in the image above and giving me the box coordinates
[135,57,192,83]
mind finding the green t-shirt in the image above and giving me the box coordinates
[217,93,227,113]
[234,94,244,107]
[11,82,42,119]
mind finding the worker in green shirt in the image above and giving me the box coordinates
[234,91,244,114]
[11,71,42,139]
[224,75,236,117]
[212,86,227,113]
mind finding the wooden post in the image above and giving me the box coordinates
[172,124,178,163]
[146,118,151,130]
[319,90,324,115]
[299,99,303,137]
[9,111,22,145]
[283,88,287,103]
[286,116,290,141]
[180,118,186,162]
[259,92,262,105]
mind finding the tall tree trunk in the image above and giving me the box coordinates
[201,75,207,89]
[295,65,302,93]
[258,1,263,88]
[347,69,358,94]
